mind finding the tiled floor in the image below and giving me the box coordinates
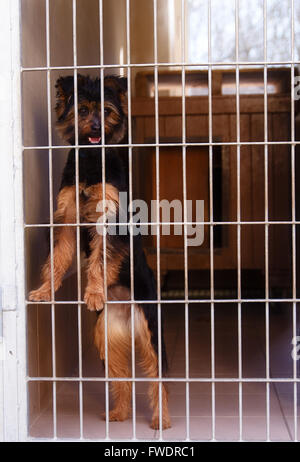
[30,302,299,441]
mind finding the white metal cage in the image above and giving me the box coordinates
[0,0,299,442]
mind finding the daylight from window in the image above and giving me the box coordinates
[188,0,300,64]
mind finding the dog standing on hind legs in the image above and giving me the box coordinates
[29,74,171,430]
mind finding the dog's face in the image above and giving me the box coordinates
[55,74,128,145]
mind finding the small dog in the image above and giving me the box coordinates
[29,74,171,430]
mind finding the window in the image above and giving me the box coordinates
[187,0,300,64]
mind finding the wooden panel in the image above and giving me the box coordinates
[269,113,291,221]
[213,114,231,142]
[250,114,265,270]
[186,115,208,140]
[165,116,182,140]
[135,68,293,98]
[142,115,166,140]
[269,113,291,290]
[240,114,251,222]
[250,114,265,220]
[228,115,238,223]
[149,146,210,250]
[133,91,291,274]
[133,116,145,143]
[240,115,253,268]
[132,95,291,117]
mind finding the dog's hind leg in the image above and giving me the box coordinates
[136,311,171,430]
[94,293,132,421]
[94,286,171,429]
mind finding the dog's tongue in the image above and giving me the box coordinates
[88,136,101,144]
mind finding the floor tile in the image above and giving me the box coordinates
[29,302,295,441]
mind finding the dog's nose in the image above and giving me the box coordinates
[91,119,101,131]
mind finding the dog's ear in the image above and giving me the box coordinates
[104,75,127,93]
[55,74,86,119]
[55,76,74,119]
[104,75,128,115]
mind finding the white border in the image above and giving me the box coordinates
[0,0,27,442]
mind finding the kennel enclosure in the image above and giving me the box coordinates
[0,0,300,441]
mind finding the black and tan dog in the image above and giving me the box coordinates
[29,74,171,430]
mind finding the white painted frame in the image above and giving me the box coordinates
[0,0,27,442]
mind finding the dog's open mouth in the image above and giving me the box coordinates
[88,136,101,144]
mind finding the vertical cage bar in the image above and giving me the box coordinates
[208,0,215,441]
[72,0,84,440]
[98,0,110,440]
[290,0,298,442]
[263,0,270,441]
[45,0,57,439]
[181,0,190,441]
[126,0,137,440]
[235,0,243,441]
[153,0,163,440]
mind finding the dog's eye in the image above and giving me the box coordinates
[79,106,89,116]
[104,107,111,116]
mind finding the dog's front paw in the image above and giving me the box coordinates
[29,285,51,302]
[84,290,105,311]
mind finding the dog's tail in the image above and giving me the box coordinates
[140,264,168,375]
